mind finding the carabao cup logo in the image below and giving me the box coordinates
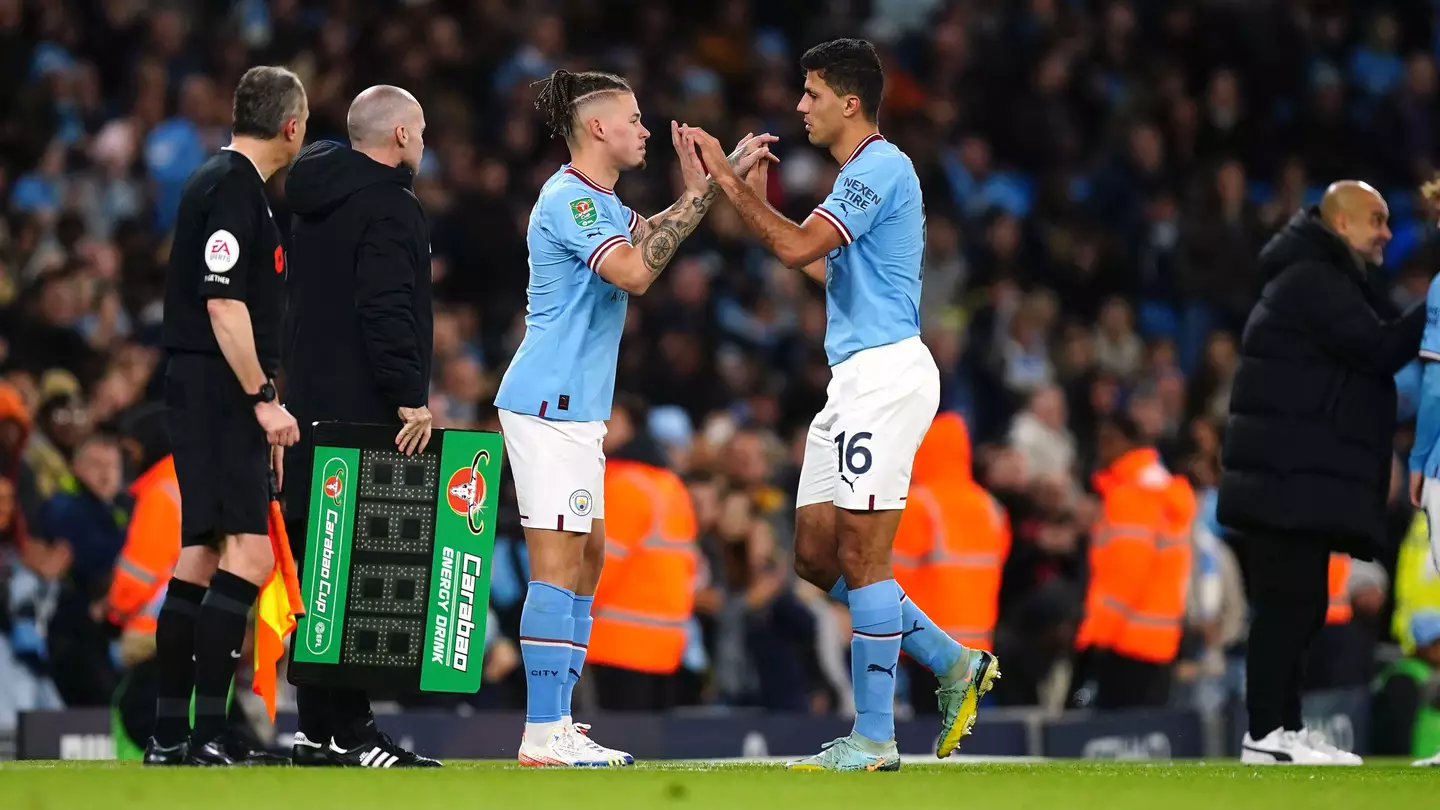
[446,450,491,535]
[323,469,344,504]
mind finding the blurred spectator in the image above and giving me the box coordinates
[1071,415,1195,710]
[37,432,124,599]
[1008,385,1076,481]
[1093,298,1143,381]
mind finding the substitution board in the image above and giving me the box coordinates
[288,422,503,695]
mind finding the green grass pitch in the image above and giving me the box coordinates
[0,759,1433,809]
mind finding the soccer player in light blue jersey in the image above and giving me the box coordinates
[1405,286,1440,572]
[495,68,774,768]
[684,39,999,772]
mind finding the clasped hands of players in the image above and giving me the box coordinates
[681,125,775,191]
[672,121,777,198]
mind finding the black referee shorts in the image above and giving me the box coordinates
[165,354,271,547]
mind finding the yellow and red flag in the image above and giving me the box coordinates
[253,499,305,721]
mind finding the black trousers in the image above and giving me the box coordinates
[283,495,375,746]
[296,685,374,745]
[590,665,677,712]
[1243,532,1330,738]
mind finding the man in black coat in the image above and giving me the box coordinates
[1218,180,1424,764]
[280,86,439,768]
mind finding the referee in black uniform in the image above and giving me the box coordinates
[147,66,308,767]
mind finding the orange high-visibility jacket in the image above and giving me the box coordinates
[104,456,181,635]
[588,459,698,675]
[1326,553,1352,625]
[1076,448,1196,665]
[893,413,1010,652]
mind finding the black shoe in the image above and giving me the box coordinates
[143,738,189,766]
[292,733,340,767]
[328,732,442,768]
[227,728,292,766]
[186,731,290,766]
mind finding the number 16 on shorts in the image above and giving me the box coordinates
[835,430,873,493]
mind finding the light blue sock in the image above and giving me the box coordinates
[896,588,967,674]
[562,595,593,719]
[519,581,575,724]
[829,577,967,675]
[848,579,903,743]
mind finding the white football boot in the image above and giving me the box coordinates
[517,723,622,768]
[1240,728,1336,765]
[567,722,634,766]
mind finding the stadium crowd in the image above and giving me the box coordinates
[3,0,1440,753]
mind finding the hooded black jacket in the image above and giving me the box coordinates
[281,142,432,523]
[1217,207,1424,559]
[283,141,432,422]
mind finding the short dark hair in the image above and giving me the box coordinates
[800,38,885,122]
[232,66,306,139]
[532,68,632,140]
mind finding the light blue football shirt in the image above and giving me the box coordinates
[1407,279,1440,476]
[494,165,640,422]
[811,135,926,366]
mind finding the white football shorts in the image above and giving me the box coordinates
[796,335,941,511]
[1419,478,1440,575]
[498,409,606,533]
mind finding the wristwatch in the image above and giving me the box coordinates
[249,380,277,406]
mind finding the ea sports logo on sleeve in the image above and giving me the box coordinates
[447,450,491,535]
[204,229,240,273]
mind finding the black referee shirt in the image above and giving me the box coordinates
[162,149,286,375]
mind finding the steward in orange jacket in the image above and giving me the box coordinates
[588,450,698,711]
[893,412,1010,654]
[103,455,181,654]
[1075,415,1196,709]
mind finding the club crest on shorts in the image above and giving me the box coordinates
[447,450,491,535]
[569,489,593,517]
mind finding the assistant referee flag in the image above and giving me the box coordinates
[254,498,304,721]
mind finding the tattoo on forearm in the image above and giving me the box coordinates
[639,185,719,276]
[629,140,750,279]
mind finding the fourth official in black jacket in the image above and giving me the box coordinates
[279,86,440,769]
[1218,182,1423,761]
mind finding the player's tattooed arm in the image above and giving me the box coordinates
[635,184,719,277]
